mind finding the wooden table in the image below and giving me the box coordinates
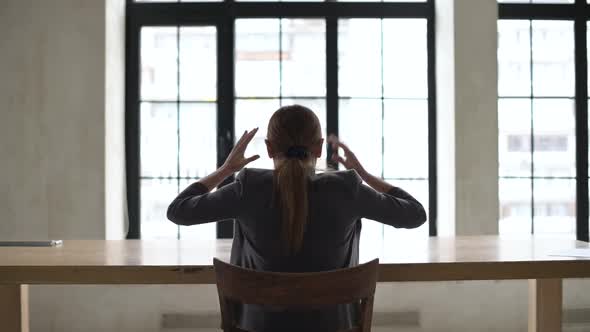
[1,236,589,332]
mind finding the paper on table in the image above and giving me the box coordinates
[550,248,590,259]
[0,240,63,247]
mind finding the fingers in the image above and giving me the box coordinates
[328,134,353,156]
[331,153,350,169]
[335,141,352,155]
[327,134,340,150]
[244,154,260,165]
[235,130,248,147]
[235,128,258,152]
[242,128,258,147]
[337,157,351,169]
[331,141,352,159]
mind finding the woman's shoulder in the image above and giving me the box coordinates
[312,169,362,195]
[313,169,360,182]
[236,168,274,187]
[233,168,274,200]
[236,168,362,196]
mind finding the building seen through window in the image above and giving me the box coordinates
[498,20,576,234]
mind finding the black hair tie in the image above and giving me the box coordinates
[286,146,310,160]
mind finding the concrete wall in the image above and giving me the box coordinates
[105,0,128,240]
[1,0,590,331]
[436,0,499,236]
[0,0,107,240]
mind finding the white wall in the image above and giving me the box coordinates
[436,0,499,236]
[0,0,109,240]
[1,0,589,331]
[105,0,128,240]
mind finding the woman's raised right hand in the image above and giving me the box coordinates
[327,134,367,177]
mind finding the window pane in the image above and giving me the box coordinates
[383,99,428,178]
[498,0,573,3]
[140,103,178,178]
[499,98,531,177]
[135,0,223,2]
[179,27,216,101]
[499,178,532,235]
[281,19,326,97]
[361,177,431,258]
[532,99,575,177]
[235,99,281,170]
[339,19,382,98]
[383,179,429,240]
[136,0,223,2]
[236,19,280,97]
[141,27,178,101]
[179,103,217,178]
[532,21,574,97]
[178,179,217,240]
[339,99,383,176]
[382,19,427,98]
[359,180,430,257]
[533,179,576,234]
[359,219,385,259]
[498,20,531,97]
[497,19,578,236]
[237,0,322,2]
[340,0,426,2]
[141,179,179,240]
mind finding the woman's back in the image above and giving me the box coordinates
[168,167,426,332]
[167,104,426,332]
[231,168,364,332]
[233,168,361,273]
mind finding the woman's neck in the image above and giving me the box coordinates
[273,158,317,175]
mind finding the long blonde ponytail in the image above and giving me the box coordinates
[274,158,309,254]
[267,105,321,255]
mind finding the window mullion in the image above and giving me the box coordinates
[427,15,437,237]
[126,19,142,240]
[326,17,339,169]
[217,17,236,239]
[575,9,589,241]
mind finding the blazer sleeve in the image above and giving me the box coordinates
[166,169,247,226]
[350,171,427,229]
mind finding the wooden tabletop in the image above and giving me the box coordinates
[0,236,589,284]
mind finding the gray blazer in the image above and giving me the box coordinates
[167,168,426,332]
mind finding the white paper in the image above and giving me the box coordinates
[550,248,590,259]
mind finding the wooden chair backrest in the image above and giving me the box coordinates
[213,258,379,332]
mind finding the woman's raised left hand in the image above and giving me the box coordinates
[222,128,260,173]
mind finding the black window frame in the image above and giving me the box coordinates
[125,0,438,239]
[499,0,590,242]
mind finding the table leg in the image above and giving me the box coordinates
[528,279,562,332]
[0,285,29,332]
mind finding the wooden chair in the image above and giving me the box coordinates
[213,258,379,332]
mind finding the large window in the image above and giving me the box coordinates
[338,19,430,244]
[234,18,327,170]
[138,26,218,240]
[498,0,589,241]
[126,0,437,241]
